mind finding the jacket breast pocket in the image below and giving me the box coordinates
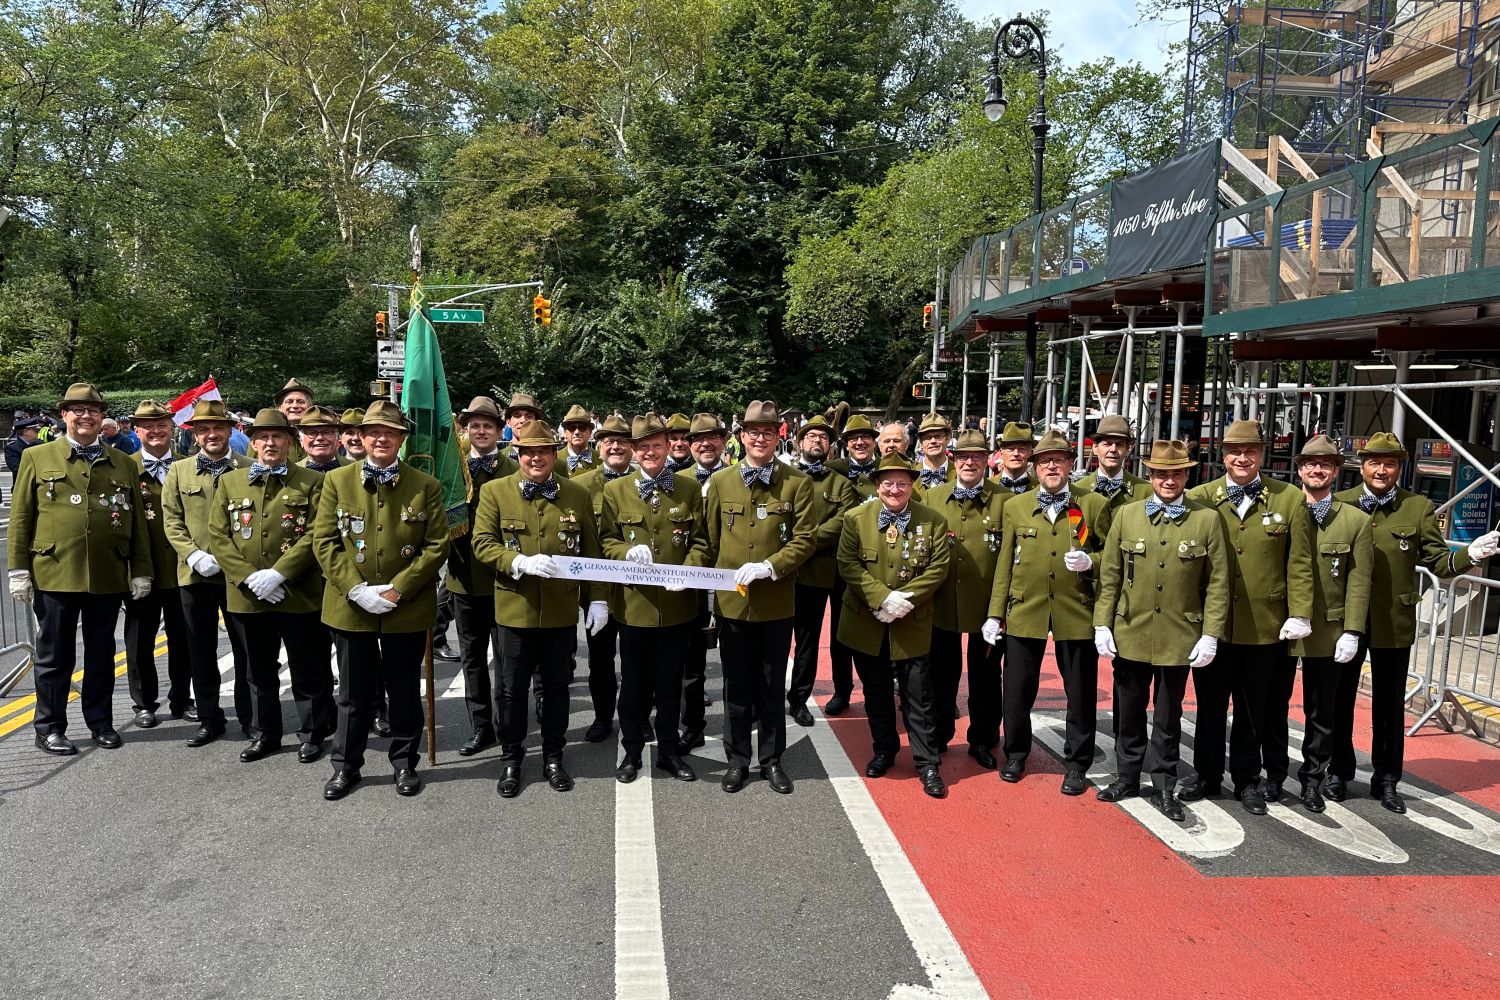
[1177,543,1208,560]
[1389,528,1417,555]
[859,547,878,565]
[500,517,528,552]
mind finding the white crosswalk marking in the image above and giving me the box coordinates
[615,770,669,1000]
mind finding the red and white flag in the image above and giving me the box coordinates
[169,377,221,426]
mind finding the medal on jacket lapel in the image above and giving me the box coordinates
[886,524,899,545]
[355,539,367,563]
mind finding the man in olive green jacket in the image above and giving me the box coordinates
[704,400,817,794]
[557,403,599,479]
[926,429,1010,769]
[313,401,451,801]
[837,453,952,798]
[1073,414,1149,508]
[825,413,879,714]
[915,413,958,490]
[8,382,153,754]
[1181,419,1316,815]
[599,415,710,783]
[788,415,858,726]
[985,430,1112,791]
[664,411,694,473]
[1094,439,1230,820]
[1288,435,1373,813]
[472,420,604,798]
[1334,432,1499,812]
[990,421,1038,493]
[297,405,348,474]
[209,409,334,764]
[339,408,366,462]
[163,398,252,747]
[123,399,192,728]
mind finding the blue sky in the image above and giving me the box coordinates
[958,1,1185,69]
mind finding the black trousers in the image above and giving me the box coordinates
[1189,641,1296,791]
[929,626,1004,751]
[451,591,498,738]
[619,622,691,757]
[789,584,832,709]
[179,582,252,731]
[31,590,122,736]
[1335,644,1409,787]
[853,635,938,768]
[827,577,854,699]
[433,576,453,643]
[681,595,710,733]
[1114,658,1190,788]
[1002,635,1098,769]
[330,629,424,771]
[586,615,620,727]
[495,625,575,763]
[123,585,191,713]
[229,610,335,743]
[1298,655,1341,783]
[719,617,793,769]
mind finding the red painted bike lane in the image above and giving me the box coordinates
[815,633,1500,999]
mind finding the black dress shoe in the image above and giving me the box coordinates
[1323,774,1348,802]
[1375,783,1407,814]
[1061,769,1088,796]
[641,721,655,743]
[133,708,159,729]
[865,754,894,778]
[789,704,814,727]
[239,738,278,762]
[920,765,947,799]
[1300,781,1326,813]
[458,731,496,757]
[762,763,793,794]
[584,719,613,743]
[656,755,697,782]
[431,644,459,662]
[185,723,225,747]
[1238,785,1268,815]
[91,728,123,749]
[1096,779,1139,802]
[999,757,1026,783]
[615,756,642,783]
[323,769,361,800]
[1178,778,1221,802]
[1261,779,1284,804]
[169,703,198,721]
[298,741,325,764]
[395,768,422,796]
[677,728,705,755]
[722,766,748,793]
[370,714,392,738]
[497,763,523,798]
[543,759,574,792]
[1155,788,1186,821]
[824,693,850,716]
[35,732,78,756]
[967,745,997,770]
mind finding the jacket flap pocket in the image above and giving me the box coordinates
[1398,591,1422,606]
[721,502,744,515]
[1008,584,1024,600]
[29,541,56,556]
[1122,538,1146,554]
[280,491,310,506]
[1390,527,1416,539]
[1326,605,1345,622]
[1183,610,1204,623]
[859,547,878,563]
[500,518,528,533]
[1265,524,1289,536]
[38,471,66,483]
[180,484,204,496]
[617,513,645,526]
[1019,526,1038,538]
[1319,541,1351,555]
[1178,543,1208,559]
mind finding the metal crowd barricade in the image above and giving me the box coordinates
[1404,566,1447,712]
[0,575,37,698]
[1409,570,1500,738]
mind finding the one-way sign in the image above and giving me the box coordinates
[923,370,949,381]
[377,340,405,376]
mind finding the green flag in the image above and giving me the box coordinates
[400,279,469,536]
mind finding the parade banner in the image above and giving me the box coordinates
[552,556,739,592]
[1106,141,1219,280]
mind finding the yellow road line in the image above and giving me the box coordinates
[0,641,169,729]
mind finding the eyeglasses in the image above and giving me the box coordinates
[743,428,777,440]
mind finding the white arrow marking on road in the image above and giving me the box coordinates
[615,767,669,1000]
[440,669,466,700]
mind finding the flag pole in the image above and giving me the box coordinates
[424,630,437,766]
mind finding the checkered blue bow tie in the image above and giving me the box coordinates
[919,467,947,487]
[521,478,560,501]
[798,460,828,478]
[1307,496,1333,525]
[877,509,911,533]
[695,465,715,484]
[604,467,631,481]
[1036,490,1069,515]
[1145,497,1186,521]
[72,443,104,464]
[469,455,497,477]
[362,463,399,487]
[637,469,675,500]
[951,485,983,502]
[665,455,690,473]
[846,460,875,479]
[248,463,286,484]
[1093,475,1123,497]
[197,455,233,482]
[143,455,173,482]
[305,460,340,473]
[1226,479,1263,505]
[999,476,1029,494]
[1359,489,1397,513]
[568,452,592,472]
[740,463,773,488]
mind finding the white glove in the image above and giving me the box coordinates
[1334,631,1362,664]
[625,544,654,565]
[129,577,153,601]
[585,601,609,635]
[349,582,396,615]
[187,549,221,577]
[663,581,685,592]
[1278,616,1312,641]
[981,617,1004,645]
[1189,635,1218,669]
[1469,529,1500,562]
[1063,549,1093,573]
[879,590,915,620]
[512,553,560,579]
[872,606,893,623]
[1094,626,1117,660]
[264,585,287,605]
[9,570,33,604]
[733,561,774,586]
[246,568,287,600]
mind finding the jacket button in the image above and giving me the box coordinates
[1240,523,1247,531]
[1049,572,1055,579]
[1161,539,1167,545]
[1156,584,1163,591]
[1155,607,1161,613]
[1050,551,1056,557]
[377,525,383,531]
[1236,547,1243,554]
[1158,562,1165,568]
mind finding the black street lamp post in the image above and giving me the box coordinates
[984,16,1049,425]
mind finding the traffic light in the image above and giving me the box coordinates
[375,311,388,338]
[911,382,933,399]
[922,302,935,330]
[533,294,553,327]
